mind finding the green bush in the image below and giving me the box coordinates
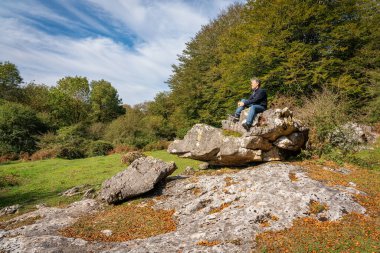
[57,144,86,159]
[0,102,46,155]
[87,140,113,157]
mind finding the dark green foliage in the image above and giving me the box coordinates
[0,102,46,155]
[164,0,379,133]
[57,145,86,160]
[36,124,90,159]
[87,140,114,156]
[90,80,125,122]
[0,61,23,101]
[104,105,158,149]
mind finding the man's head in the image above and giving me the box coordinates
[250,77,261,90]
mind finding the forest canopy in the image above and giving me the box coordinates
[0,0,379,160]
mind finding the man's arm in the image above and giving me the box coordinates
[243,89,266,106]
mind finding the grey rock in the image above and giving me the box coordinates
[121,151,146,164]
[82,188,96,199]
[217,148,262,165]
[0,164,366,253]
[59,185,90,197]
[329,122,378,151]
[101,229,113,236]
[0,204,21,216]
[274,132,306,151]
[262,147,283,162]
[322,166,352,175]
[199,162,209,170]
[100,157,177,204]
[168,108,308,166]
[168,124,223,160]
[222,107,304,141]
[183,166,196,175]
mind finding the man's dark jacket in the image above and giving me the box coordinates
[243,88,267,109]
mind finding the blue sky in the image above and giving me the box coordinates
[0,0,243,105]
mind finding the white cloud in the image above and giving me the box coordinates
[0,0,244,104]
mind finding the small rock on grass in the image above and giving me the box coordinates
[199,163,209,170]
[0,204,21,216]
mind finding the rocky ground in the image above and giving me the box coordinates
[0,162,366,253]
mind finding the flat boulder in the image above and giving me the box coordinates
[100,157,177,204]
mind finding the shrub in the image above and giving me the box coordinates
[88,122,108,140]
[295,88,352,156]
[57,145,86,160]
[109,145,136,154]
[142,140,171,151]
[268,95,300,111]
[121,151,146,164]
[30,148,59,161]
[0,102,46,155]
[0,153,18,163]
[87,140,114,157]
[19,152,30,161]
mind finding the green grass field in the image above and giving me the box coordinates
[0,151,201,212]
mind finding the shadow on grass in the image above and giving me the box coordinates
[0,188,73,209]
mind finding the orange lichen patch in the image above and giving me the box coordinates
[60,204,176,242]
[270,215,279,221]
[196,240,221,247]
[191,187,203,196]
[260,221,270,228]
[154,195,168,201]
[188,177,199,183]
[224,176,238,187]
[0,215,41,230]
[209,202,231,214]
[308,200,328,214]
[256,214,278,228]
[288,172,298,182]
[255,213,380,252]
[227,238,242,245]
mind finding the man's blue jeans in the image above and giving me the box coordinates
[234,99,265,126]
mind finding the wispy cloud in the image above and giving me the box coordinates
[0,0,244,104]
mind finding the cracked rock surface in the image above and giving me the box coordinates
[0,163,366,253]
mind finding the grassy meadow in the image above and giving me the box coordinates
[0,151,201,214]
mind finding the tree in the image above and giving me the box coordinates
[161,0,379,134]
[22,83,51,112]
[51,76,91,125]
[0,61,23,102]
[56,76,90,103]
[0,101,46,155]
[90,80,125,122]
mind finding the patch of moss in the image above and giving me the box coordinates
[222,129,242,137]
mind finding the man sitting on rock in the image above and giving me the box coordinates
[230,77,267,131]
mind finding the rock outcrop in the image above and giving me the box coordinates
[168,108,308,165]
[100,157,177,204]
[0,163,366,253]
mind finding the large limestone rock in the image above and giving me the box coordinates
[169,124,224,160]
[168,108,308,165]
[0,163,366,253]
[100,157,177,204]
